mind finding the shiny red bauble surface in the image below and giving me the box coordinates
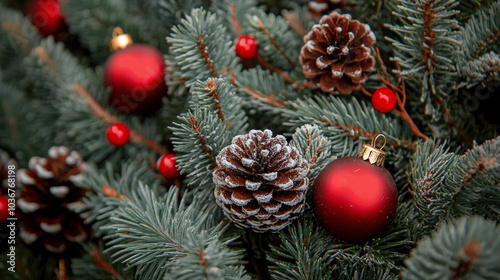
[157,154,180,179]
[106,123,130,147]
[104,44,166,115]
[0,196,9,223]
[235,35,259,60]
[313,156,398,242]
[372,87,397,113]
[26,0,66,37]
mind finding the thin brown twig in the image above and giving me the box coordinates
[188,116,216,162]
[360,87,373,98]
[198,35,218,78]
[255,18,296,68]
[255,55,296,85]
[229,2,242,37]
[371,48,429,140]
[71,84,168,155]
[90,249,123,280]
[282,11,307,37]
[244,87,287,108]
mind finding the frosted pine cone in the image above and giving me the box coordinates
[17,146,89,253]
[300,12,376,94]
[213,130,309,233]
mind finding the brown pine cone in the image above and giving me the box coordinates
[17,146,90,254]
[213,130,309,233]
[300,12,376,94]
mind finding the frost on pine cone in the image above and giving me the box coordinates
[300,12,376,94]
[308,0,353,18]
[17,146,90,253]
[213,130,309,233]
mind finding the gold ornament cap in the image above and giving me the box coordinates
[358,134,386,167]
[109,27,133,52]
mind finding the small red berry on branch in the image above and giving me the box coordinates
[106,123,130,147]
[371,87,397,113]
[0,196,9,223]
[157,154,180,179]
[235,35,258,60]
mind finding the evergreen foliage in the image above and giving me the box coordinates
[402,216,500,280]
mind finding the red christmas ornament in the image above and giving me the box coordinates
[235,35,259,60]
[372,87,397,113]
[106,123,130,147]
[26,0,66,37]
[104,29,166,115]
[157,154,180,179]
[0,196,9,223]
[313,135,398,242]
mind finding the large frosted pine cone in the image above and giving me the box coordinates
[17,146,89,254]
[300,12,376,94]
[213,130,309,233]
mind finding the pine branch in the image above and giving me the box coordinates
[167,8,239,87]
[210,0,259,37]
[63,0,167,63]
[458,1,500,64]
[446,136,500,220]
[283,95,416,158]
[408,139,457,238]
[247,10,302,71]
[289,124,336,182]
[409,136,500,239]
[104,185,249,280]
[71,84,168,155]
[157,0,204,34]
[402,216,500,280]
[456,1,500,88]
[81,161,161,237]
[458,51,500,88]
[267,217,335,280]
[386,0,461,105]
[0,3,41,85]
[171,78,248,188]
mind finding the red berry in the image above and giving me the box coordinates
[106,123,130,147]
[235,35,258,60]
[0,196,9,223]
[372,87,397,113]
[157,154,180,179]
[26,0,66,37]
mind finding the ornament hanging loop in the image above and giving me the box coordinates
[109,27,133,52]
[371,134,386,150]
[358,134,387,167]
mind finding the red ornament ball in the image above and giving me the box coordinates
[0,196,9,223]
[157,154,180,179]
[313,156,398,242]
[106,123,130,147]
[372,87,397,113]
[104,44,166,115]
[235,35,259,60]
[26,0,66,37]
